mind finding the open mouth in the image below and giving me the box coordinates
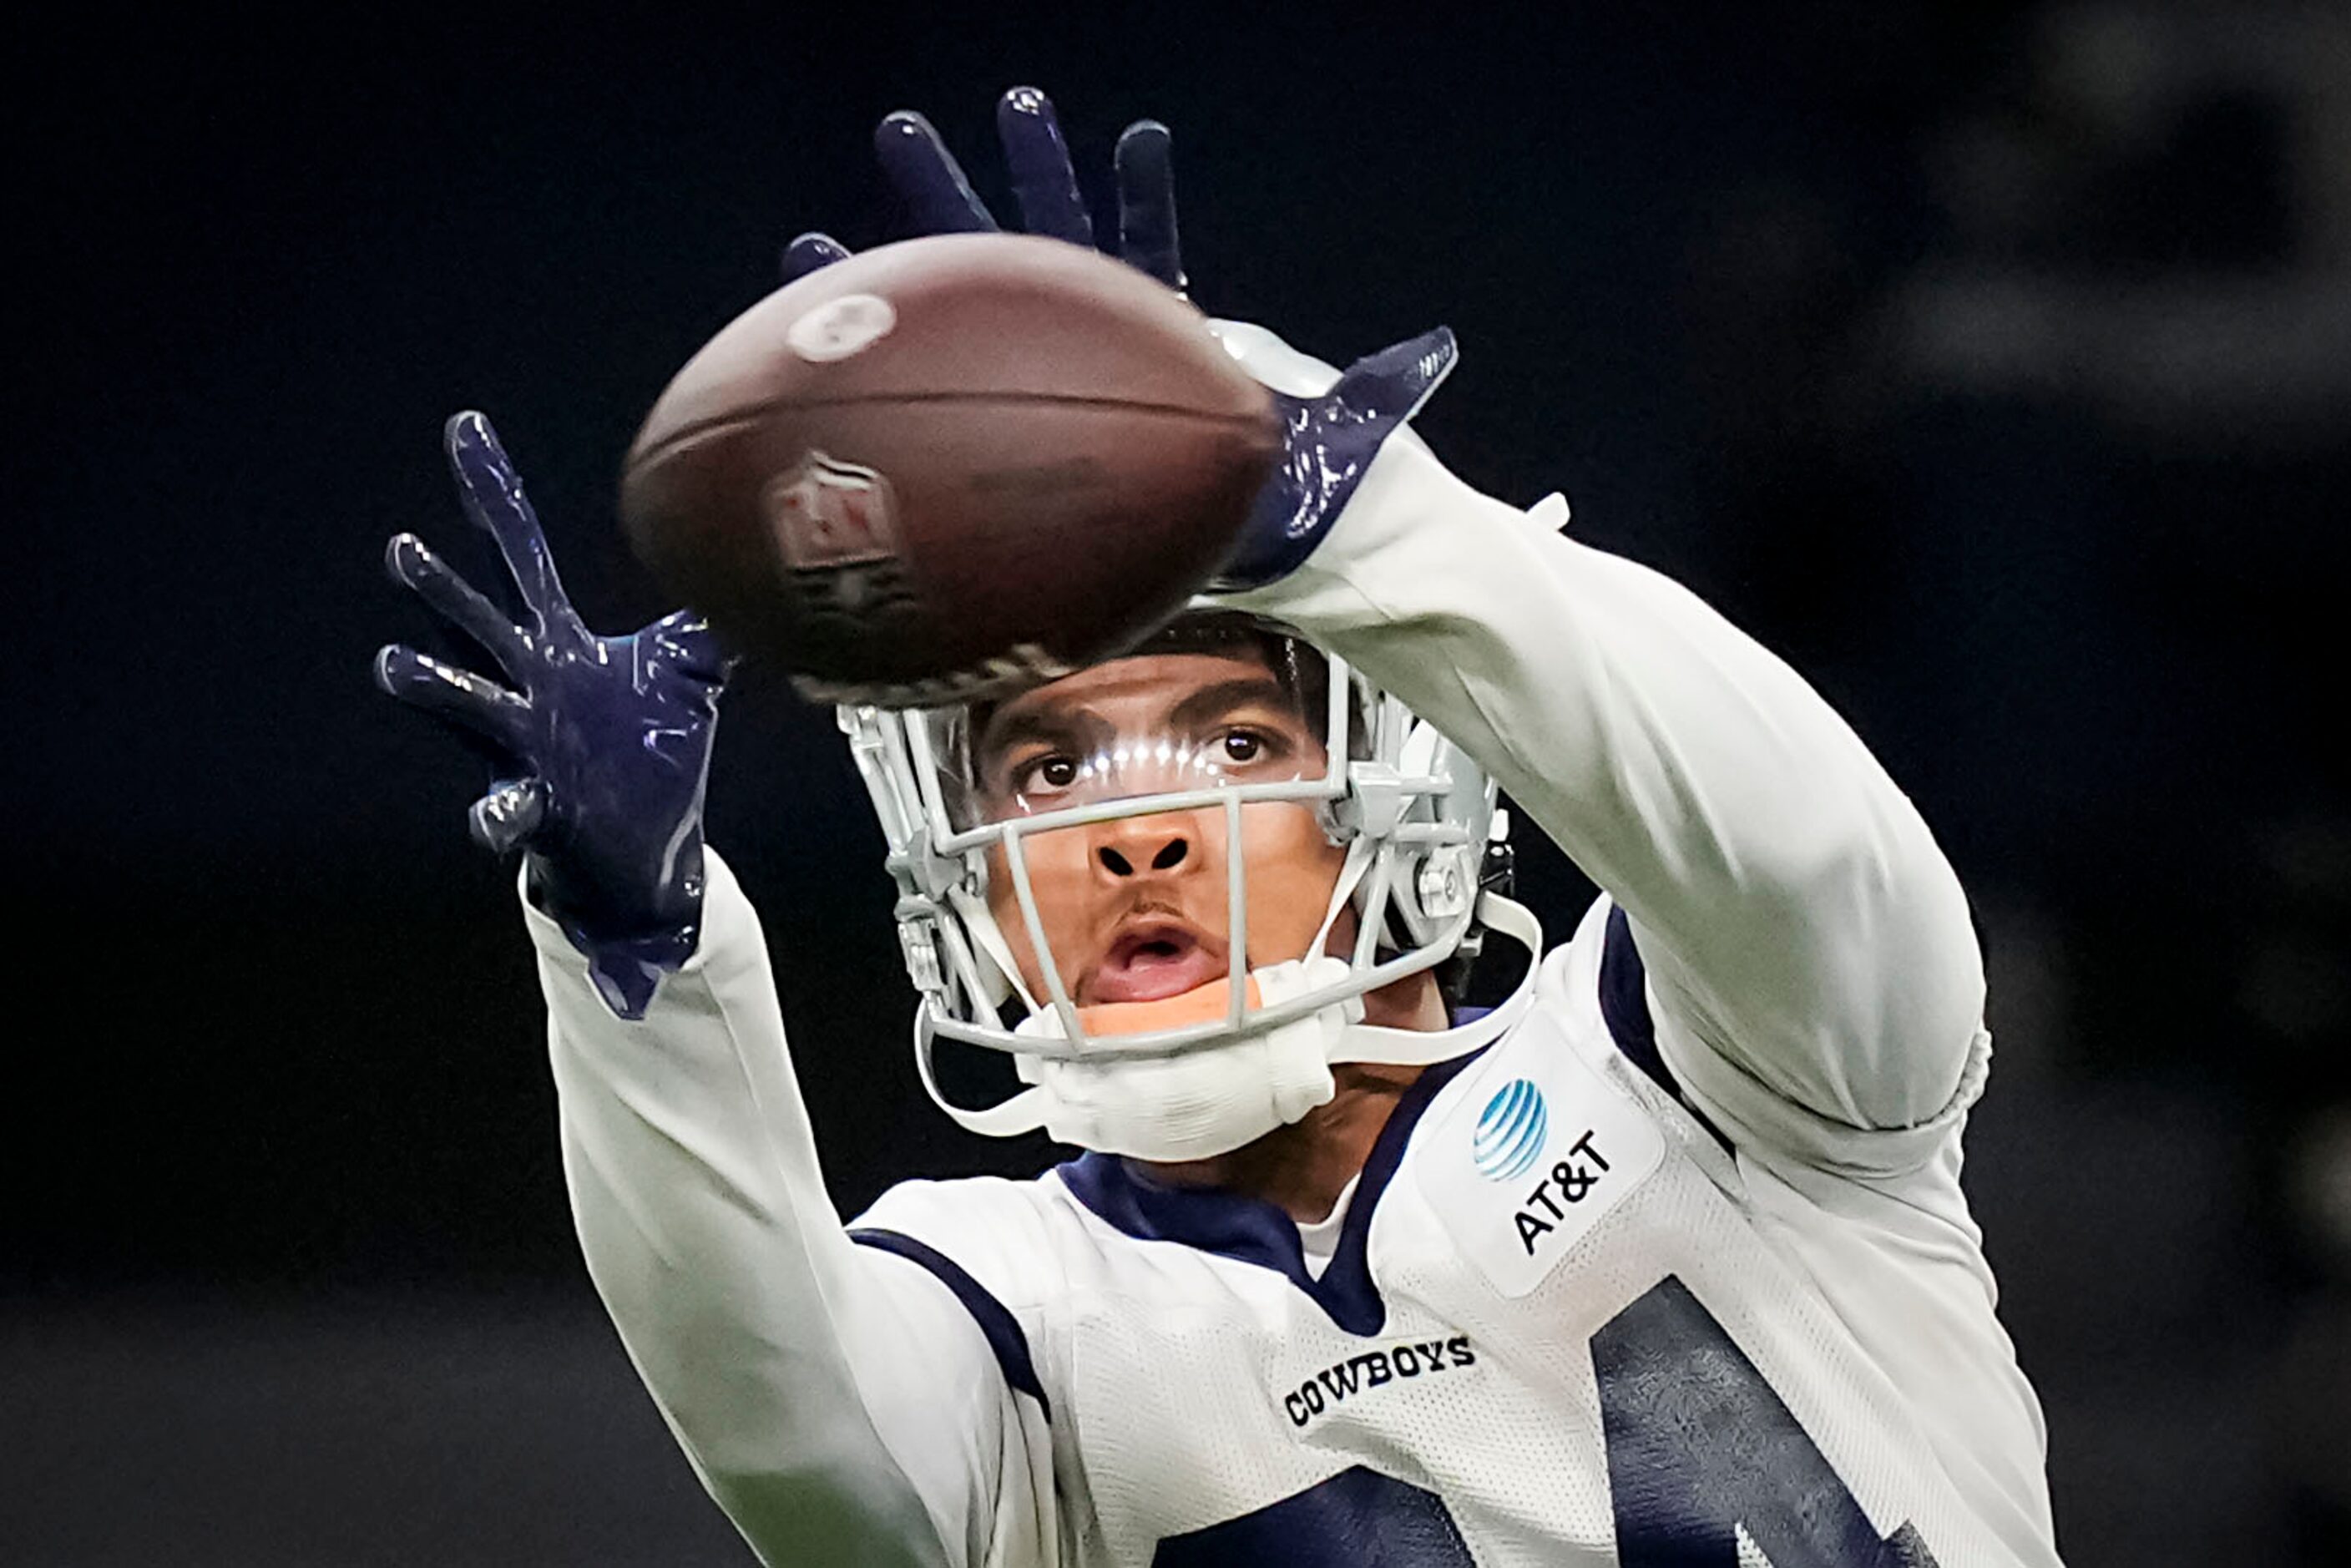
[1087,921,1227,1004]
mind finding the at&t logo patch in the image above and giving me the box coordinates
[1412,1014,1666,1298]
[1473,1078,1548,1180]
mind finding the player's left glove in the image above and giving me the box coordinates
[786,87,1456,591]
[374,412,728,1019]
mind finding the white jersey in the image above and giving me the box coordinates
[528,431,2062,1566]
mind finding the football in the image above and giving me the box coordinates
[619,232,1282,707]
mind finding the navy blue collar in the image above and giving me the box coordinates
[1054,1046,1488,1337]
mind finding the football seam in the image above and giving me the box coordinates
[633,393,1277,463]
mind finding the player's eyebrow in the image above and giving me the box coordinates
[1167,677,1305,734]
[975,704,1111,770]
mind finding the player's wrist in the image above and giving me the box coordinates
[525,847,708,1019]
[1210,427,1529,638]
[525,842,705,939]
[1206,323,1459,592]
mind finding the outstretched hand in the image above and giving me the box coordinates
[375,412,727,1018]
[783,87,1454,589]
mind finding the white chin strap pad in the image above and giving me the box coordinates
[1005,958,1351,1162]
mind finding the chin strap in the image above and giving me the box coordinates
[1311,831,1379,957]
[948,883,1039,1014]
[915,1039,1047,1141]
[1336,892,1544,1065]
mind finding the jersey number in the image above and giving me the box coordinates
[1595,1274,1939,1566]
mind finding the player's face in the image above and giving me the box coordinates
[971,651,1348,1008]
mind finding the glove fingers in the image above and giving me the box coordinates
[383,532,525,676]
[443,412,580,642]
[996,87,1094,247]
[1331,326,1459,425]
[781,230,852,282]
[374,642,530,756]
[875,111,997,235]
[1114,119,1184,291]
[468,776,549,854]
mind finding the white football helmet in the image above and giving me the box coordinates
[841,607,1540,1161]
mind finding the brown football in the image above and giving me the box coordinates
[619,232,1282,707]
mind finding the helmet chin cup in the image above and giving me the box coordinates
[1000,957,1352,1160]
[842,611,1539,1157]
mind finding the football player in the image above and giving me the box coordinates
[377,89,2063,1566]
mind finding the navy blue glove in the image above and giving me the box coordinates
[375,412,727,1019]
[1210,329,1459,589]
[784,87,1455,590]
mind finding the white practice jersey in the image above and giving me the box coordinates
[528,431,2062,1566]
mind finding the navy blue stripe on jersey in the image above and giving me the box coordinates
[1600,906,1732,1155]
[1057,1049,1489,1338]
[1151,1464,1474,1565]
[1597,905,1669,1084]
[848,1227,1050,1418]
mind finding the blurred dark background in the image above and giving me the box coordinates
[10,3,2349,1563]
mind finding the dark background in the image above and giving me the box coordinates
[11,3,2349,1563]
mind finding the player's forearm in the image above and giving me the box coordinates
[1227,434,1982,1131]
[528,849,952,1567]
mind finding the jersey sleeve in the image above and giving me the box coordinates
[1222,433,1989,1180]
[526,847,1058,1567]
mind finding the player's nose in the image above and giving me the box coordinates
[1090,812,1196,879]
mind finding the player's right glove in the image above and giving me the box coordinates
[786,87,1456,593]
[374,412,728,1019]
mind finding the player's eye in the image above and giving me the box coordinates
[1012,752,1080,796]
[1213,727,1285,769]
